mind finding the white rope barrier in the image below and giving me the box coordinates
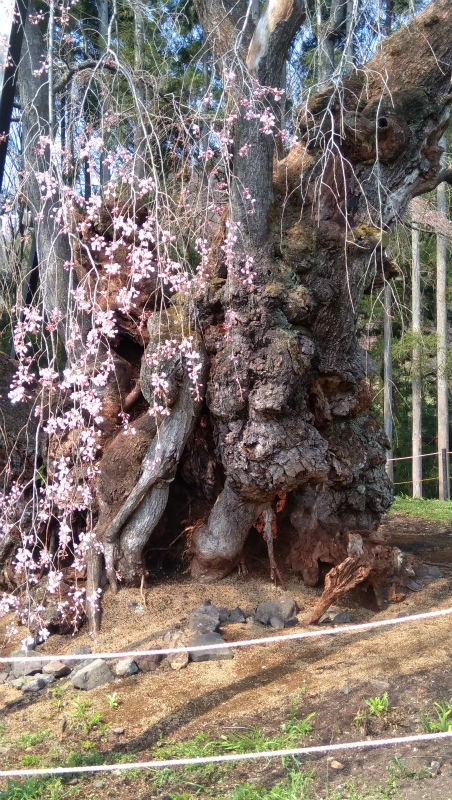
[387,451,452,461]
[1,731,452,778]
[1,606,451,663]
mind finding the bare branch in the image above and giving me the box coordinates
[53,59,117,94]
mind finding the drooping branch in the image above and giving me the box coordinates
[53,59,117,95]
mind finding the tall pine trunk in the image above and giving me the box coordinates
[436,135,450,499]
[383,281,394,482]
[411,215,423,498]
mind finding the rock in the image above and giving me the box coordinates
[188,632,234,662]
[136,651,163,673]
[164,630,189,671]
[0,672,7,684]
[428,566,443,579]
[126,600,145,614]
[66,646,92,670]
[193,600,221,621]
[277,596,299,621]
[188,611,220,634]
[169,652,189,670]
[320,609,351,624]
[269,615,285,629]
[9,651,45,678]
[20,676,47,692]
[406,580,422,592]
[115,658,138,677]
[10,677,30,690]
[225,607,246,624]
[218,607,230,623]
[369,679,390,692]
[332,611,351,624]
[42,660,71,678]
[0,745,11,754]
[330,760,344,770]
[430,760,441,774]
[340,685,352,695]
[70,659,114,690]
[92,780,104,788]
[255,597,299,626]
[284,617,299,628]
[163,628,183,644]
[415,566,429,579]
[112,727,125,735]
[396,612,409,618]
[67,778,79,785]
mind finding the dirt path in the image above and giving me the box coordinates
[1,512,452,799]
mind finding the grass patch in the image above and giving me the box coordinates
[391,495,452,522]
[0,777,76,800]
[228,768,314,800]
[16,730,51,749]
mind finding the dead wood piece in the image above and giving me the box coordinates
[305,557,371,624]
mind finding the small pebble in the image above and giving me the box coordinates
[406,580,422,592]
[330,760,345,770]
[92,779,104,788]
[340,685,351,695]
[112,727,125,735]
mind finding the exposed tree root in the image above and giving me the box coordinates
[190,483,266,582]
[85,316,207,633]
[262,507,286,590]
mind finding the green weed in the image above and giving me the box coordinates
[364,693,396,716]
[353,709,369,729]
[388,756,428,781]
[20,755,41,767]
[0,777,74,800]
[153,732,223,780]
[280,708,315,743]
[219,726,277,753]
[16,729,50,749]
[107,691,119,709]
[422,700,452,732]
[69,695,107,734]
[229,768,313,800]
[50,685,66,710]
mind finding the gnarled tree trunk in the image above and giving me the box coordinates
[188,0,452,587]
[9,0,452,636]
